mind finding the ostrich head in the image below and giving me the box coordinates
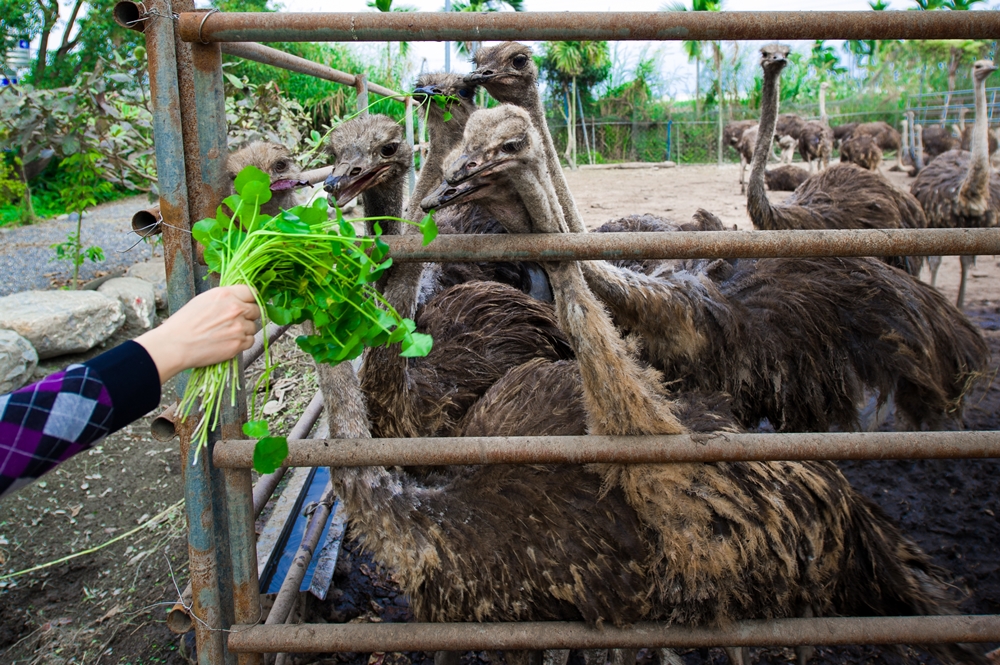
[420,145,501,212]
[226,142,307,214]
[439,105,549,234]
[465,42,537,104]
[760,43,790,77]
[412,72,479,149]
[322,114,412,208]
[972,59,999,84]
[444,105,535,185]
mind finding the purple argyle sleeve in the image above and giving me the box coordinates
[0,341,161,500]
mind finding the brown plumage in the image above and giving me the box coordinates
[745,45,927,275]
[764,164,809,191]
[958,107,999,155]
[416,103,987,665]
[775,113,806,163]
[225,142,306,216]
[911,60,1000,308]
[724,119,756,155]
[321,113,570,441]
[920,124,962,163]
[436,103,989,435]
[851,121,903,171]
[735,123,759,193]
[797,120,833,172]
[839,134,883,171]
[832,121,858,144]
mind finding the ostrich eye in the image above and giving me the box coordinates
[501,137,525,153]
[380,143,399,157]
[274,160,287,172]
[512,54,528,70]
[458,88,472,98]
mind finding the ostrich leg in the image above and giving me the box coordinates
[957,254,975,309]
[928,255,943,286]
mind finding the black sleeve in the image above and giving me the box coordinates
[83,340,162,432]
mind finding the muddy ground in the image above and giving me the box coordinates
[1,164,998,665]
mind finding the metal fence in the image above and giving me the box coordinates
[111,3,1000,663]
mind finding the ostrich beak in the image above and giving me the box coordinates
[421,177,490,212]
[270,178,309,192]
[464,69,497,85]
[412,85,442,101]
[323,162,393,208]
[445,151,514,184]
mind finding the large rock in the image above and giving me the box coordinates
[126,258,167,309]
[0,290,125,359]
[99,277,156,329]
[0,329,38,394]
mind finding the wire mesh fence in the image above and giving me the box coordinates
[549,108,915,166]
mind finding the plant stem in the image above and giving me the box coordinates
[73,212,83,289]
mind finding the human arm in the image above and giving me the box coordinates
[0,286,260,499]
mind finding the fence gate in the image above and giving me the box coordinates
[112,3,1000,663]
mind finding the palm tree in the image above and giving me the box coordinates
[663,0,724,163]
[368,0,415,82]
[544,41,610,168]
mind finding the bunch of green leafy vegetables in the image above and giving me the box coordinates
[178,164,437,473]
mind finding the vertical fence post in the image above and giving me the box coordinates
[356,73,369,116]
[405,96,416,194]
[666,119,672,163]
[190,34,262,665]
[173,3,238,663]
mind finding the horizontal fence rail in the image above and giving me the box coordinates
[227,616,1000,653]
[380,228,1000,263]
[178,10,1000,43]
[213,431,1000,468]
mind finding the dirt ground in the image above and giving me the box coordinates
[1,164,998,665]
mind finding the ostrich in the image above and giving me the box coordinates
[322,113,571,440]
[416,102,987,665]
[735,123,759,193]
[775,113,806,163]
[919,124,961,163]
[427,107,988,434]
[465,42,588,233]
[764,164,809,191]
[840,134,883,171]
[908,114,927,176]
[724,119,756,155]
[911,59,1000,309]
[958,106,1000,155]
[832,121,858,147]
[797,85,832,173]
[745,44,927,276]
[852,121,904,171]
[226,142,307,216]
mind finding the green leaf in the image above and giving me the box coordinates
[419,211,438,246]
[252,436,288,474]
[241,180,272,207]
[442,111,453,122]
[234,164,270,194]
[243,420,270,438]
[192,218,222,246]
[203,242,224,273]
[375,0,392,11]
[400,331,433,357]
[275,216,311,235]
[223,194,243,215]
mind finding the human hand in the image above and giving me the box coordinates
[135,285,261,383]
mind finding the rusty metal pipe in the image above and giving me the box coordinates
[219,42,403,100]
[132,206,163,237]
[178,10,1000,44]
[244,322,292,368]
[113,0,147,32]
[228,615,1000,653]
[252,391,325,518]
[378,228,1000,263]
[214,430,1000,469]
[167,391,325,636]
[264,483,336,626]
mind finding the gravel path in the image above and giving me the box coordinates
[0,195,157,297]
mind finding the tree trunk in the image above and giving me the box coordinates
[694,55,701,119]
[715,42,723,166]
[34,0,60,82]
[942,46,961,125]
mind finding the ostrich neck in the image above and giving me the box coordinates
[747,67,781,230]
[405,113,467,221]
[507,158,685,437]
[819,87,827,125]
[521,87,588,234]
[959,76,992,210]
[364,182,404,237]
